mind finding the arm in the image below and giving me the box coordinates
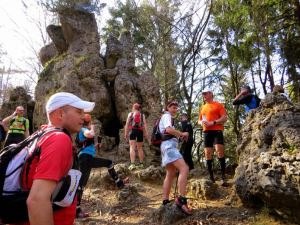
[0,121,8,132]
[198,107,204,125]
[165,127,189,141]
[233,94,253,105]
[25,119,30,137]
[2,111,16,127]
[202,114,227,127]
[83,125,95,139]
[203,102,227,128]
[27,179,57,225]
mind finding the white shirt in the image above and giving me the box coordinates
[159,112,174,134]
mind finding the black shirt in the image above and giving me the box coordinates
[180,120,193,142]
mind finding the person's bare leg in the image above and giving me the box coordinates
[129,140,136,164]
[162,163,176,201]
[173,159,189,196]
[136,142,144,163]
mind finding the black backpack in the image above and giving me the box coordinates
[0,124,6,142]
[0,128,80,224]
[151,118,162,147]
[151,115,175,147]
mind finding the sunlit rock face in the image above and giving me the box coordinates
[35,8,161,161]
[234,93,300,222]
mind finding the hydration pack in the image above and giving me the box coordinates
[0,128,81,224]
[0,125,6,142]
[151,116,176,147]
[151,118,162,147]
[129,112,143,130]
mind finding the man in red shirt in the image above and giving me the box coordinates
[16,92,95,225]
[198,88,227,185]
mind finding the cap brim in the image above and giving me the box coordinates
[70,100,95,112]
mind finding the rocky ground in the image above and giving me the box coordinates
[74,149,297,225]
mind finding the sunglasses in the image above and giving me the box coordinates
[168,101,178,107]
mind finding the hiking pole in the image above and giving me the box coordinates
[173,170,179,199]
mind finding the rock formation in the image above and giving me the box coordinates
[234,93,300,222]
[35,8,161,161]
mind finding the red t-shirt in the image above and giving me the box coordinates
[14,126,76,225]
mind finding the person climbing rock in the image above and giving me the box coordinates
[124,103,150,170]
[76,114,128,218]
[198,88,228,186]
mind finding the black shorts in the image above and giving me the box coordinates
[129,129,143,142]
[203,130,224,148]
[4,133,25,147]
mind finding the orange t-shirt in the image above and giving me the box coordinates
[199,101,226,131]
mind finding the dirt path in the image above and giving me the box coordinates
[74,150,296,225]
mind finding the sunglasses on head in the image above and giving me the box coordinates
[168,101,178,107]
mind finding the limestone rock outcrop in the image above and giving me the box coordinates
[38,43,58,66]
[34,7,161,162]
[135,165,165,181]
[188,178,218,200]
[150,203,188,225]
[234,93,300,222]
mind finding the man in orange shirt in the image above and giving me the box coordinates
[198,88,227,185]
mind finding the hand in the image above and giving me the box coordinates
[202,120,214,127]
[180,132,189,141]
[240,89,248,95]
[13,111,17,116]
[95,143,102,149]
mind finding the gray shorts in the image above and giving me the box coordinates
[160,139,183,167]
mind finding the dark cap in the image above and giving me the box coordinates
[241,85,251,93]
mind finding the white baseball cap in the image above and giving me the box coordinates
[202,88,213,93]
[46,92,95,114]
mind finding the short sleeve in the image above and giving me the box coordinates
[219,103,227,116]
[159,114,172,133]
[34,132,73,182]
[25,119,30,129]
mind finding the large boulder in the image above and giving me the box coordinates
[46,25,68,53]
[234,93,300,222]
[38,43,58,66]
[35,7,161,163]
[150,203,188,225]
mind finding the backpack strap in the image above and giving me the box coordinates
[22,128,66,188]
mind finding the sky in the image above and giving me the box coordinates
[0,0,114,91]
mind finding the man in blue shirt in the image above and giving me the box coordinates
[233,86,260,113]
